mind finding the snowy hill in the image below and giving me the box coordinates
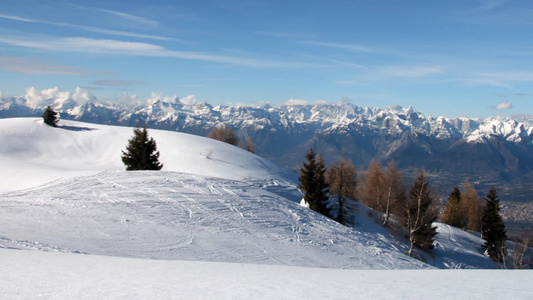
[0,117,294,192]
[1,117,531,298]
[0,118,425,269]
[1,91,532,233]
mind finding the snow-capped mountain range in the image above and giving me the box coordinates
[1,91,532,232]
[1,91,532,144]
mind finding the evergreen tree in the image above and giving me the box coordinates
[298,148,330,217]
[43,105,58,127]
[481,187,507,262]
[403,172,438,256]
[326,157,357,225]
[121,125,163,171]
[441,187,464,228]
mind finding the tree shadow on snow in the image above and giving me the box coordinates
[59,125,96,132]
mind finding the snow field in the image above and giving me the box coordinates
[1,248,530,299]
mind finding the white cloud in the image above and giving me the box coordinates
[24,87,70,108]
[494,100,513,110]
[337,65,446,86]
[93,80,143,87]
[466,71,533,88]
[283,99,328,106]
[458,0,507,15]
[179,95,200,106]
[98,9,159,26]
[300,41,372,53]
[115,92,143,105]
[376,65,446,79]
[0,14,173,41]
[0,36,315,68]
[0,55,92,76]
[147,92,180,104]
[72,87,96,104]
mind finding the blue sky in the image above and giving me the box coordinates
[0,0,532,118]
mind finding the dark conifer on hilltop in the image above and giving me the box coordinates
[121,125,163,171]
[42,105,58,127]
[481,187,507,262]
[298,148,330,217]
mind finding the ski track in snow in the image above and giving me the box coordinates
[0,171,428,270]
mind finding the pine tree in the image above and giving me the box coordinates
[121,125,163,171]
[326,157,357,225]
[481,187,507,262]
[298,148,330,217]
[43,105,58,127]
[403,172,438,256]
[441,187,464,228]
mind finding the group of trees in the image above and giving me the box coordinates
[441,182,481,232]
[441,183,508,262]
[298,149,438,257]
[298,148,508,261]
[207,124,255,153]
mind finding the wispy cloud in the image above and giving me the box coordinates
[491,100,513,110]
[376,65,446,79]
[0,55,93,75]
[299,41,373,53]
[466,71,533,88]
[337,65,446,86]
[98,9,159,26]
[66,3,159,26]
[93,80,143,86]
[0,13,174,41]
[458,0,507,15]
[255,31,316,39]
[0,35,316,68]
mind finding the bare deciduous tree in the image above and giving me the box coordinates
[208,124,239,146]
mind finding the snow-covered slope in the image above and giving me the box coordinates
[0,117,294,192]
[0,171,427,269]
[1,249,530,300]
[0,117,426,269]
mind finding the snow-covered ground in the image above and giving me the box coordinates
[1,118,531,298]
[1,248,530,299]
[0,117,294,193]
